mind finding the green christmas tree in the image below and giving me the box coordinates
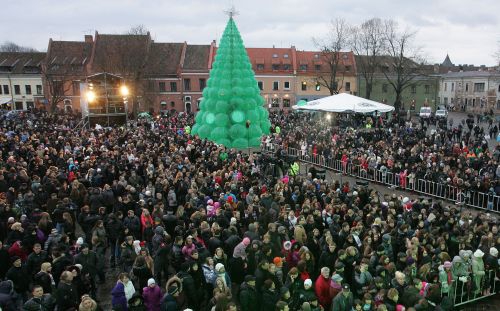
[191,15,271,149]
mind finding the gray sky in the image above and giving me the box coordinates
[2,0,499,65]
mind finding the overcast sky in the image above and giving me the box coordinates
[2,0,499,65]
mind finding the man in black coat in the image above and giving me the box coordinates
[0,280,16,311]
[22,285,56,311]
[26,243,47,278]
[177,262,198,311]
[55,271,78,311]
[0,241,10,280]
[33,262,55,294]
[6,257,29,302]
[239,275,259,311]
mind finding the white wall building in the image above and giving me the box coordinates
[439,70,500,112]
[0,52,46,110]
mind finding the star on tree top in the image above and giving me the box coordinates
[224,5,239,19]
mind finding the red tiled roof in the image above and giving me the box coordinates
[246,48,295,74]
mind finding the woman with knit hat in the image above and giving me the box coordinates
[472,249,486,295]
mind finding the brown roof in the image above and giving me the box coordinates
[183,45,210,71]
[46,41,92,75]
[296,51,355,74]
[144,42,183,77]
[0,52,46,74]
[91,34,150,76]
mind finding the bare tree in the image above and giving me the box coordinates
[313,19,350,95]
[41,66,72,112]
[381,20,425,112]
[0,41,37,52]
[126,25,149,35]
[494,40,500,66]
[351,18,385,99]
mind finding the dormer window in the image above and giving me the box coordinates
[272,53,278,58]
[283,54,289,58]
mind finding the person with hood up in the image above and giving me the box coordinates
[128,292,147,311]
[329,273,343,300]
[151,226,165,254]
[0,280,16,311]
[232,237,250,260]
[161,285,179,311]
[112,273,129,311]
[439,261,453,296]
[472,249,486,295]
[142,278,162,311]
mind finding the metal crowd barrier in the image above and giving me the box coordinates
[261,143,500,213]
[447,270,499,307]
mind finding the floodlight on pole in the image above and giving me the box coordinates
[86,90,96,102]
[120,85,129,97]
[326,114,331,121]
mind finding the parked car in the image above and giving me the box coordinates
[435,109,448,119]
[419,107,432,118]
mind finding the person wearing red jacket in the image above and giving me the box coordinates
[315,267,333,310]
[140,209,153,236]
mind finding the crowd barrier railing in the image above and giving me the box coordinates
[447,270,499,307]
[261,143,500,213]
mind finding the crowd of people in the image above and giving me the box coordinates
[0,108,498,311]
[266,112,500,199]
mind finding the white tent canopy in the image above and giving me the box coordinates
[292,93,395,113]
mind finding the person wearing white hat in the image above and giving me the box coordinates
[143,278,162,311]
[472,249,486,295]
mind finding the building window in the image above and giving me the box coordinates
[301,81,307,91]
[424,85,430,94]
[170,101,175,107]
[199,78,206,91]
[257,64,264,70]
[258,81,263,90]
[315,83,321,91]
[283,64,290,70]
[411,85,416,94]
[15,101,23,110]
[271,98,279,107]
[345,82,351,92]
[283,98,290,107]
[283,54,289,58]
[0,86,2,94]
[444,97,448,105]
[315,65,321,71]
[3,85,9,94]
[300,64,307,71]
[272,64,280,71]
[183,79,191,91]
[159,82,166,92]
[273,81,279,91]
[26,101,34,109]
[25,85,32,95]
[36,85,42,95]
[72,81,80,95]
[314,54,319,59]
[272,53,278,58]
[148,80,155,91]
[382,84,388,93]
[444,83,447,91]
[14,85,20,95]
[284,81,290,90]
[170,82,177,92]
[345,65,351,72]
[451,83,454,91]
[474,83,485,92]
[465,83,469,92]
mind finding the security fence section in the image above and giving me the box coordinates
[262,144,500,213]
[447,270,498,307]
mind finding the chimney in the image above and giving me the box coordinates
[84,35,93,43]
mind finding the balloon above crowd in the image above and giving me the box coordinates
[191,17,270,149]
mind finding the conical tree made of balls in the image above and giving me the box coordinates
[191,17,271,149]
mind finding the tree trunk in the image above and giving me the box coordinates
[394,91,402,112]
[365,82,372,99]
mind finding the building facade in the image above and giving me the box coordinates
[0,52,46,110]
[295,50,357,103]
[438,71,500,112]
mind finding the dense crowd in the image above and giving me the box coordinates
[0,108,498,311]
[266,112,500,197]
